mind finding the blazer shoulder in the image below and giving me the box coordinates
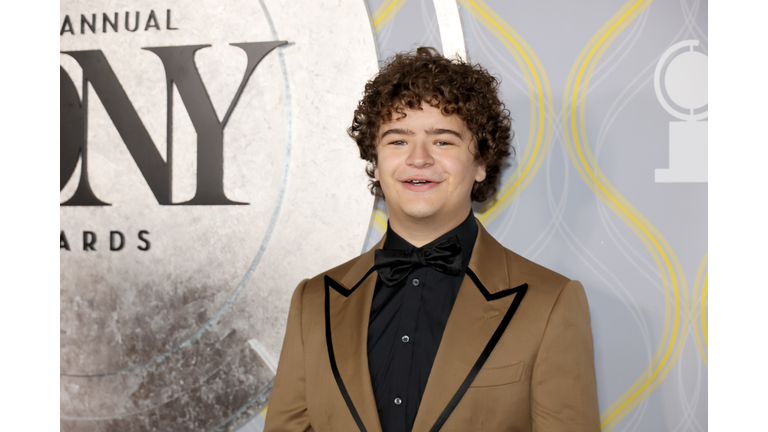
[505,248,570,286]
[472,220,572,299]
[499,247,589,327]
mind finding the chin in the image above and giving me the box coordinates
[399,202,444,220]
[401,208,438,220]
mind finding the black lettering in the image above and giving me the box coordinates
[110,231,125,251]
[60,67,82,190]
[83,231,97,251]
[60,231,71,251]
[60,51,164,205]
[81,14,96,34]
[61,15,75,35]
[103,13,118,33]
[145,10,160,31]
[125,11,139,32]
[166,9,178,30]
[60,41,286,206]
[138,230,150,251]
[145,41,287,204]
[59,67,109,205]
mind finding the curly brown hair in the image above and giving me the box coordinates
[348,46,512,202]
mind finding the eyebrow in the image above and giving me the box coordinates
[425,127,464,139]
[380,128,415,139]
[379,127,464,140]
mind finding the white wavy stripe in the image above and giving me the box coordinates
[680,0,707,46]
[504,106,661,432]
[561,4,704,430]
[591,72,665,293]
[468,2,702,431]
[490,185,522,242]
[565,0,702,318]
[556,15,689,431]
[586,12,711,308]
[543,196,659,432]
[462,10,535,100]
[670,340,706,432]
[588,5,651,91]
[524,114,567,260]
[689,262,707,359]
[461,11,550,231]
[529,112,663,367]
[544,122,655,362]
[459,13,660,418]
[589,1,709,369]
[375,0,397,46]
[461,6,659,376]
[594,1,706,150]
[462,7,682,406]
[418,0,443,49]
[551,147,672,432]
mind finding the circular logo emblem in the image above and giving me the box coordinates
[60,1,377,429]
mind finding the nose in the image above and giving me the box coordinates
[405,140,434,168]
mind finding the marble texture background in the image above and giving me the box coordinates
[60,0,378,430]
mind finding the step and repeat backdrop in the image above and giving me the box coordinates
[60,0,707,431]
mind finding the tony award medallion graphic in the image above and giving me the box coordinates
[654,39,708,183]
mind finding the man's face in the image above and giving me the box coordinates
[374,103,486,229]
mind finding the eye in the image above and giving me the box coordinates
[390,140,407,146]
[435,140,451,146]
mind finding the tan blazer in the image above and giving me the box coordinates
[265,220,600,432]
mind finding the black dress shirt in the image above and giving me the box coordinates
[367,211,477,432]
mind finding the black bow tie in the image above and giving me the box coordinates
[374,236,463,286]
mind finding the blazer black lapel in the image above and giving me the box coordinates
[412,221,528,432]
[324,243,383,432]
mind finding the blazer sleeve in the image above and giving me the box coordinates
[264,279,314,432]
[531,280,600,432]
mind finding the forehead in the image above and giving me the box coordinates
[377,104,468,135]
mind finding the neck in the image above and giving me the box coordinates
[387,208,471,248]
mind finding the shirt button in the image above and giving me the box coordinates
[412,278,420,286]
[401,335,410,343]
[394,397,402,405]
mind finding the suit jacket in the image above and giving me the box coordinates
[264,220,600,432]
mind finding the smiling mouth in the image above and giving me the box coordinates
[405,180,431,185]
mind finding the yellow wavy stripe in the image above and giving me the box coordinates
[260,406,268,419]
[702,268,708,350]
[691,252,708,367]
[459,0,553,226]
[373,208,388,234]
[562,1,691,430]
[372,0,408,32]
[579,20,691,426]
[567,7,688,427]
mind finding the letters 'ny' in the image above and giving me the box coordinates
[60,41,287,206]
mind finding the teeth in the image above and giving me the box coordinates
[408,180,428,184]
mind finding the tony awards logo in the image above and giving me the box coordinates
[654,39,708,183]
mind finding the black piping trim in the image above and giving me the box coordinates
[428,279,529,432]
[466,268,521,301]
[325,266,378,298]
[324,281,368,432]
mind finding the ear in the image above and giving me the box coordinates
[475,163,487,183]
[374,165,380,181]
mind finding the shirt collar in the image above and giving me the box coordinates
[383,210,478,268]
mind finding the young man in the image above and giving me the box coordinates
[265,47,599,432]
